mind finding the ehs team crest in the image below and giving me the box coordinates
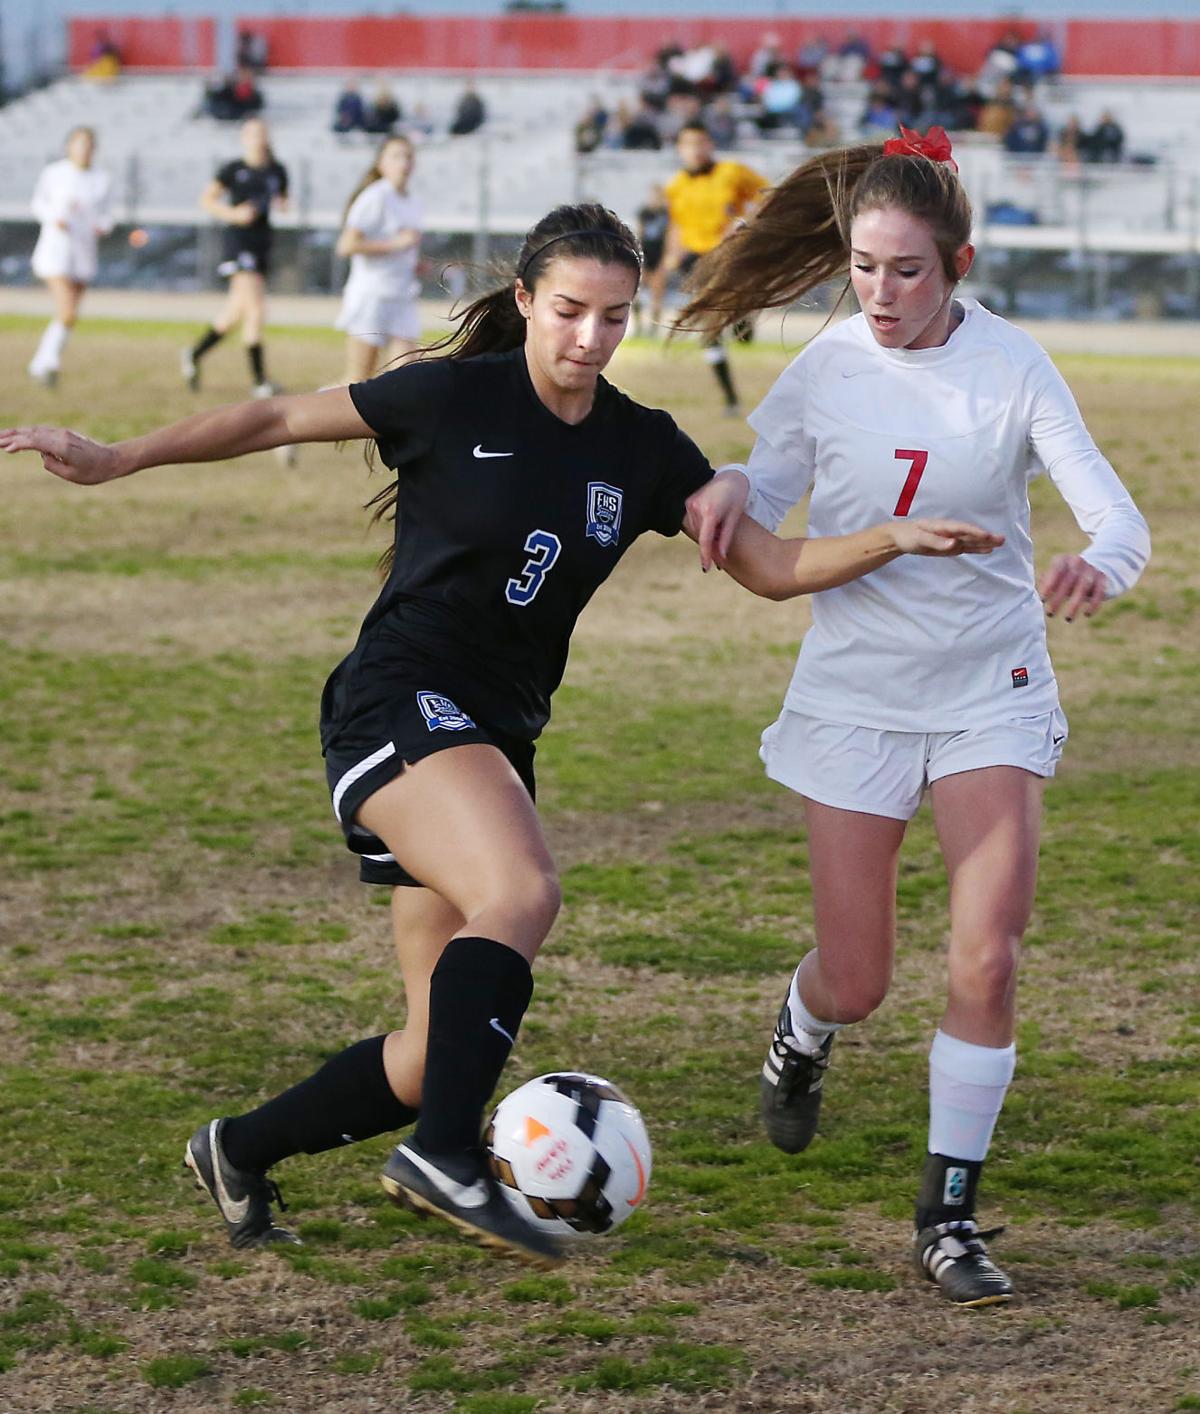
[585,481,623,548]
[417,691,476,732]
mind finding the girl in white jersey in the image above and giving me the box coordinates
[683,127,1151,1308]
[28,127,113,388]
[335,135,423,384]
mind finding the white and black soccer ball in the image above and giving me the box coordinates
[485,1072,652,1241]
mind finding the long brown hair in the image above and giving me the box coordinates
[677,144,973,338]
[367,202,641,569]
[342,134,414,225]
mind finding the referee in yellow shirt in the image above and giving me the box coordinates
[659,123,766,413]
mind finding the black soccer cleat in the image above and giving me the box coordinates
[184,1119,301,1250]
[381,1139,564,1270]
[914,1220,1014,1307]
[760,1000,834,1153]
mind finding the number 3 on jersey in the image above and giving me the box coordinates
[893,449,929,517]
[506,529,562,606]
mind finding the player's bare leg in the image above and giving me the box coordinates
[357,745,564,1264]
[913,766,1043,1305]
[761,802,905,1152]
[344,336,381,385]
[382,884,465,1107]
[29,276,85,386]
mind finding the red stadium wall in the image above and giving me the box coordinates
[68,15,1199,79]
[68,17,215,70]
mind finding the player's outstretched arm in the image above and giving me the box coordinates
[717,514,1004,600]
[0,389,374,486]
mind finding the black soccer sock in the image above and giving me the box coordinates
[191,326,223,361]
[412,936,533,1160]
[915,1152,984,1231]
[247,343,266,385]
[709,350,738,408]
[221,1034,418,1173]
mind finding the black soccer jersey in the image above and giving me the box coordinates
[215,158,288,233]
[338,347,713,740]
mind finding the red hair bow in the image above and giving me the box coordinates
[883,125,959,172]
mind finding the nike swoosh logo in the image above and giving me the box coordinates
[211,1121,250,1223]
[624,1136,647,1207]
[841,368,874,379]
[489,1017,515,1046]
[398,1145,490,1209]
[473,445,513,459]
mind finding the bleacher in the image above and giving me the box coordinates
[0,71,1196,256]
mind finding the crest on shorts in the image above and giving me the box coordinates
[585,481,623,549]
[417,691,476,732]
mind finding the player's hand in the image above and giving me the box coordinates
[392,229,419,251]
[892,518,1005,556]
[230,202,258,226]
[686,468,750,571]
[0,425,124,485]
[1038,553,1107,620]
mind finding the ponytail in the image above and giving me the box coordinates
[677,141,972,338]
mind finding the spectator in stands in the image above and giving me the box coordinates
[1088,111,1125,164]
[204,68,264,122]
[1004,100,1050,156]
[332,81,367,136]
[1016,28,1061,85]
[236,28,269,74]
[574,97,608,155]
[84,29,122,84]
[365,83,402,136]
[639,52,673,111]
[828,29,872,82]
[757,63,805,135]
[1054,115,1085,169]
[877,45,910,94]
[619,99,663,151]
[748,32,785,81]
[804,103,840,149]
[910,39,944,90]
[893,70,929,127]
[978,28,1023,94]
[659,92,703,144]
[976,77,1016,141]
[705,93,738,150]
[449,83,486,137]
[860,83,899,139]
[794,34,830,78]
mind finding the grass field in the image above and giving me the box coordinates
[0,313,1198,1414]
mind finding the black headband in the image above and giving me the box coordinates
[517,228,642,281]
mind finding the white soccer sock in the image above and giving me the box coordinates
[31,320,69,373]
[786,955,844,1056]
[927,1029,1016,1162]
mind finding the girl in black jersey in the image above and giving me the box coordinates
[1,203,999,1268]
[181,117,289,397]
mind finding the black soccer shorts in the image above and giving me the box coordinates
[321,680,536,888]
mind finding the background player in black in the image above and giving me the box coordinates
[181,117,288,397]
[2,204,998,1268]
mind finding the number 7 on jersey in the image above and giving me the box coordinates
[892,449,929,517]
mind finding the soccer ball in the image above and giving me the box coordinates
[485,1072,652,1241]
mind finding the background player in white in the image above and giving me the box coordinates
[683,127,1151,1307]
[27,127,113,388]
[1,201,998,1270]
[336,134,423,384]
[182,117,288,397]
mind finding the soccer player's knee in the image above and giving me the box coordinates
[958,936,1021,1011]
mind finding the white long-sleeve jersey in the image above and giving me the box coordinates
[743,298,1150,732]
[341,180,423,300]
[30,159,113,282]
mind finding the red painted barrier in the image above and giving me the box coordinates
[67,15,1199,79]
[68,17,216,71]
